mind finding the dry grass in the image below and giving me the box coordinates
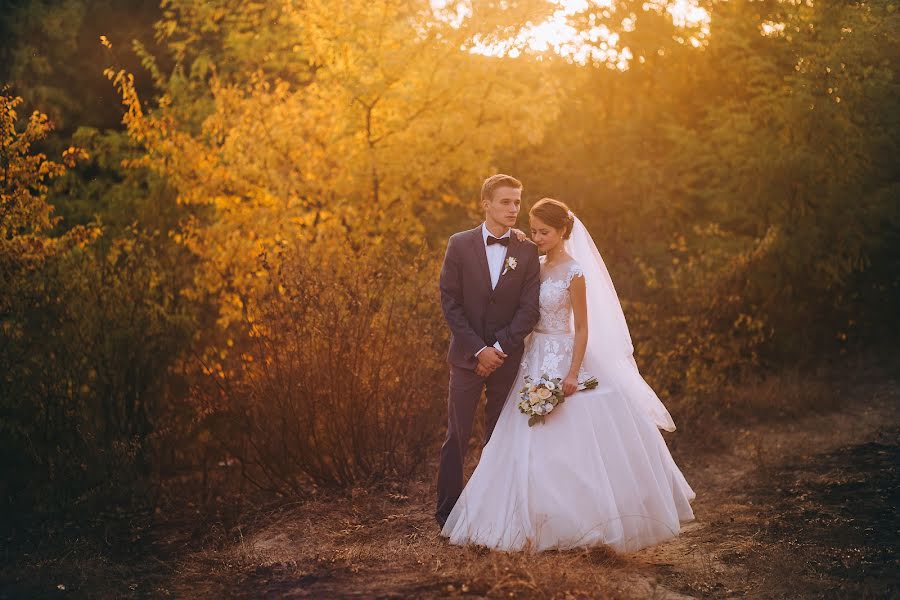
[725,367,836,422]
[166,480,672,599]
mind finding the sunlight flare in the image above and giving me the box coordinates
[432,0,709,67]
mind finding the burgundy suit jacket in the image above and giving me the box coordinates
[439,225,541,370]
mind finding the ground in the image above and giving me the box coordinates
[2,362,898,599]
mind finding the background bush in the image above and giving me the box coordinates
[190,237,447,492]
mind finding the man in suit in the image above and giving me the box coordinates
[435,173,541,527]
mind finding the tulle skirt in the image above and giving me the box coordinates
[441,332,696,553]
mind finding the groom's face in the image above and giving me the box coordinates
[483,186,522,230]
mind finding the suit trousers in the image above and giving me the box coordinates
[435,349,522,524]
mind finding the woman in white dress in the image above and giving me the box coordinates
[441,198,695,553]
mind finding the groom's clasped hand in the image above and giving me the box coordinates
[474,346,507,377]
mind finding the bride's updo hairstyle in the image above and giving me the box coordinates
[529,198,575,240]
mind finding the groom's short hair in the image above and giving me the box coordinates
[481,174,523,202]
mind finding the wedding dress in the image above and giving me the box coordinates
[441,219,696,553]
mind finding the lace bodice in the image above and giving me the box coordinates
[534,257,585,334]
[520,256,588,381]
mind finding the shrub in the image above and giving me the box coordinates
[194,237,448,492]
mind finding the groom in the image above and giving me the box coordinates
[435,173,541,527]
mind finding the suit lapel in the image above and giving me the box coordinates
[492,235,519,294]
[471,227,493,292]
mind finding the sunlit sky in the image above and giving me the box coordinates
[431,0,710,68]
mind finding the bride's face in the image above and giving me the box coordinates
[530,215,563,254]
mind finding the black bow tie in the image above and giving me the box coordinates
[486,235,510,247]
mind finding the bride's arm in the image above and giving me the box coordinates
[564,273,588,396]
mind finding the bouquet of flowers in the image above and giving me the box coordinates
[517,374,599,427]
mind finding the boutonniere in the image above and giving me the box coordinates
[502,256,518,276]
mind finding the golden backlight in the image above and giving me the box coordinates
[433,0,710,68]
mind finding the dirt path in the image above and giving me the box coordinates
[161,369,898,599]
[633,375,900,599]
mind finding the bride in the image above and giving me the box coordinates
[440,198,696,553]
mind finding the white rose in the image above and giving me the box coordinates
[545,381,556,391]
[537,387,552,400]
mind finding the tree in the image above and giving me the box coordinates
[1,93,197,515]
[107,0,562,328]
[0,94,97,272]
[518,0,900,366]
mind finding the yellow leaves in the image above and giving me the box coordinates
[291,211,329,228]
[70,224,103,249]
[37,160,59,177]
[3,95,22,125]
[161,19,178,38]
[104,67,145,139]
[62,146,89,167]
[0,95,101,264]
[669,234,688,252]
[106,237,135,265]
[99,35,112,49]
[29,109,50,127]
[635,257,660,290]
[105,2,559,333]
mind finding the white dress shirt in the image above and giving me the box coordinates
[475,222,510,358]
